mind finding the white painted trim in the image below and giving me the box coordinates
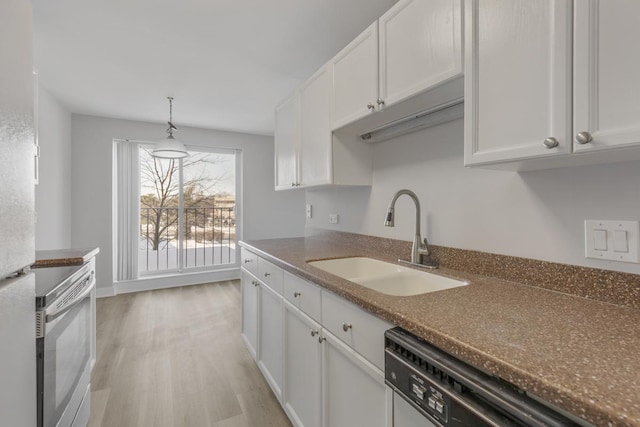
[110,267,240,296]
[96,286,115,298]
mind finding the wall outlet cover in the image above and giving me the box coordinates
[585,220,640,263]
[329,213,339,224]
[306,204,312,219]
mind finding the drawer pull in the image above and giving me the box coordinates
[310,330,319,337]
[293,292,301,298]
[244,259,253,263]
[342,323,352,332]
[264,272,271,278]
[252,281,259,287]
[318,336,326,343]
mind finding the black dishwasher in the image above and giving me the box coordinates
[385,328,587,427]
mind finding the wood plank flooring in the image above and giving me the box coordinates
[88,281,292,427]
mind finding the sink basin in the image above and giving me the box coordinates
[308,257,467,296]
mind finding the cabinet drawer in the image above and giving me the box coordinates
[258,257,284,295]
[321,290,393,370]
[241,248,258,275]
[284,272,321,322]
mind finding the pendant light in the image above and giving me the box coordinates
[151,96,189,159]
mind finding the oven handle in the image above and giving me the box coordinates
[45,273,95,323]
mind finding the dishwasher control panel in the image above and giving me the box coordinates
[385,327,584,427]
[387,352,451,424]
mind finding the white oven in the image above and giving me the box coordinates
[36,260,96,427]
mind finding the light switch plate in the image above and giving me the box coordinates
[585,220,640,263]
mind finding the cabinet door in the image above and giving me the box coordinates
[240,270,259,359]
[284,302,322,427]
[394,392,438,426]
[574,1,640,153]
[322,331,389,427]
[379,0,463,108]
[464,0,572,166]
[258,281,284,400]
[275,92,299,190]
[299,65,332,187]
[331,21,379,130]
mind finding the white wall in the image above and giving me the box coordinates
[35,85,72,250]
[307,118,640,275]
[71,114,305,291]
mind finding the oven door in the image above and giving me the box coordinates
[37,278,94,427]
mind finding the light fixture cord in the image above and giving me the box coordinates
[167,96,175,136]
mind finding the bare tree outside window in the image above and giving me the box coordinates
[138,147,237,272]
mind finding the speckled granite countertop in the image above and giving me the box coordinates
[240,234,640,427]
[32,247,100,268]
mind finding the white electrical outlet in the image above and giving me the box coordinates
[306,204,312,219]
[585,220,640,263]
[329,213,339,224]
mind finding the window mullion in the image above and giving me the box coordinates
[178,158,185,271]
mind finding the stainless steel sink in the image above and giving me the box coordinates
[308,257,467,296]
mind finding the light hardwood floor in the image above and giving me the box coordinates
[88,281,292,427]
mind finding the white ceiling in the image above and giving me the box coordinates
[31,0,398,136]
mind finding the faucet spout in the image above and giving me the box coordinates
[384,189,436,267]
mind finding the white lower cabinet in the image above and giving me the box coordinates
[322,331,389,427]
[257,280,284,401]
[393,391,434,426]
[240,270,258,359]
[284,302,322,427]
[241,250,392,427]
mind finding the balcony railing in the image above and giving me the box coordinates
[139,206,236,273]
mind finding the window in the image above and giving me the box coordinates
[115,141,241,282]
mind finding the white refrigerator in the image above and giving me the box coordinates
[0,0,38,426]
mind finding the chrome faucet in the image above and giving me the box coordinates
[384,189,437,268]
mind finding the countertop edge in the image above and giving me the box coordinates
[32,247,100,268]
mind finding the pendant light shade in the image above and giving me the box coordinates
[152,97,189,159]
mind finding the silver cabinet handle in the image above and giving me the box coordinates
[377,98,385,106]
[293,292,301,298]
[367,103,375,110]
[264,272,271,278]
[575,132,593,144]
[342,323,352,332]
[310,330,319,337]
[318,336,326,343]
[543,137,559,149]
[244,259,252,263]
[291,182,296,187]
[252,280,259,287]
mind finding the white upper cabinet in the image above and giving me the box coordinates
[299,65,333,187]
[331,22,379,130]
[379,0,463,108]
[573,0,640,153]
[275,92,299,190]
[274,64,373,191]
[465,0,640,170]
[331,0,464,133]
[464,0,573,167]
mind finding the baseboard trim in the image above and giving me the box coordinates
[110,268,241,296]
[96,286,115,298]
